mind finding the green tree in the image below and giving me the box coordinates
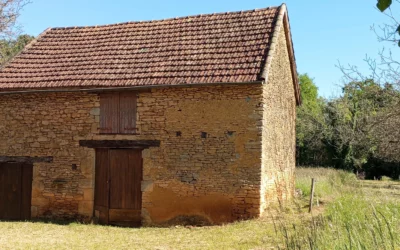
[324,80,397,170]
[296,74,328,166]
[0,34,34,66]
[335,0,400,177]
[0,0,32,66]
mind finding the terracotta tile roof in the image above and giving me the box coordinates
[0,6,284,89]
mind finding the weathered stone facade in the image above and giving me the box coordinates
[260,24,296,213]
[0,12,296,226]
[0,93,98,219]
[136,85,263,224]
[0,83,267,224]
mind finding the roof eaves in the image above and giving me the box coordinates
[0,80,264,95]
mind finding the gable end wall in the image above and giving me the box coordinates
[260,23,296,213]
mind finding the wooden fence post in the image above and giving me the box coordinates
[309,178,316,213]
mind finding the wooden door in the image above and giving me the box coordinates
[0,162,33,220]
[94,149,110,224]
[94,149,142,227]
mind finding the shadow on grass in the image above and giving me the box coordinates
[0,218,220,228]
[0,218,93,226]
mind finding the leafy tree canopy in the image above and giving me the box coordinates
[0,34,34,66]
[296,74,328,165]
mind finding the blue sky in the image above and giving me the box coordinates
[18,0,397,97]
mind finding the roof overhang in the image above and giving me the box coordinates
[0,80,264,95]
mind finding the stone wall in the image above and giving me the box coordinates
[0,83,265,224]
[134,85,264,224]
[0,93,98,219]
[260,22,297,213]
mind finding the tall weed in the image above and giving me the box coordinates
[279,168,400,249]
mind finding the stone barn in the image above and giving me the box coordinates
[0,4,300,226]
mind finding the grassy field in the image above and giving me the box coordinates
[0,168,399,250]
[280,168,400,249]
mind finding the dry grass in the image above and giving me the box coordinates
[280,167,400,249]
[361,180,400,202]
[0,168,399,250]
[0,217,281,250]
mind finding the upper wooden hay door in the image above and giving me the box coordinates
[94,149,143,227]
[0,162,33,221]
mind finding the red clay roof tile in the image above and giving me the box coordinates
[0,6,281,89]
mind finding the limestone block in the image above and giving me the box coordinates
[142,149,150,158]
[141,208,151,226]
[79,178,93,188]
[92,124,99,133]
[31,197,49,207]
[31,182,44,198]
[90,107,100,116]
[141,181,154,192]
[78,201,94,217]
[83,188,94,201]
[80,159,94,175]
[31,206,38,218]
[37,137,49,142]
[246,207,260,215]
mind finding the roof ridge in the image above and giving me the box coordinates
[51,6,279,30]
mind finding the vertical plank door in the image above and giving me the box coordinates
[20,163,33,220]
[0,162,32,220]
[109,149,142,227]
[94,149,110,224]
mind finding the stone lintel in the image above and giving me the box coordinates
[79,140,160,149]
[0,156,53,163]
